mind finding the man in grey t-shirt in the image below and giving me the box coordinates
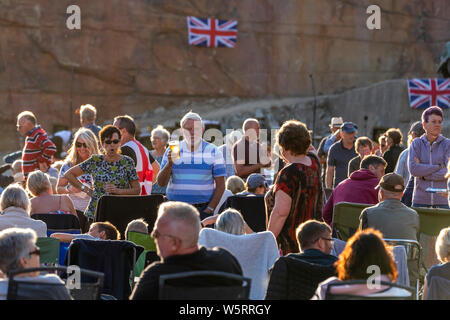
[326,122,358,189]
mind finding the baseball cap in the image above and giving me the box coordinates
[340,122,358,133]
[246,174,267,189]
[408,121,425,136]
[330,117,344,127]
[375,173,405,192]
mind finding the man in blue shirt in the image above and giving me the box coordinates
[157,112,226,219]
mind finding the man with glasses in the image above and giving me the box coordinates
[16,111,56,180]
[130,201,243,300]
[290,220,338,266]
[157,112,226,219]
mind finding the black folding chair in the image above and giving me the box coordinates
[7,266,104,300]
[67,239,143,300]
[94,194,165,239]
[31,213,81,235]
[158,271,251,300]
[265,255,336,300]
[324,280,415,300]
[221,195,267,232]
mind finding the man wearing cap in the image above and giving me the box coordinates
[325,122,358,190]
[395,121,425,206]
[359,173,420,288]
[317,117,343,185]
[236,173,267,196]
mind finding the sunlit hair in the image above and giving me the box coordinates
[17,111,36,125]
[26,171,51,197]
[435,227,450,263]
[215,209,246,235]
[277,120,311,156]
[335,228,398,281]
[80,104,97,122]
[151,125,170,144]
[180,111,202,128]
[226,175,245,194]
[64,128,100,166]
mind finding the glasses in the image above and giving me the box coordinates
[320,237,335,245]
[75,142,88,148]
[151,229,179,241]
[29,247,41,257]
[104,139,120,145]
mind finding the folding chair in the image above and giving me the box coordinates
[332,202,371,241]
[7,266,104,300]
[384,238,422,299]
[67,239,143,300]
[126,231,157,278]
[158,271,251,300]
[36,237,60,266]
[31,213,81,265]
[94,194,165,239]
[265,255,336,300]
[324,280,415,300]
[221,195,267,232]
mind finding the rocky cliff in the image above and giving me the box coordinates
[0,0,449,151]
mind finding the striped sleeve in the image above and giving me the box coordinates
[37,134,56,164]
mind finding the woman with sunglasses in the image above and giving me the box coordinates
[64,125,140,224]
[57,128,99,231]
[0,228,72,300]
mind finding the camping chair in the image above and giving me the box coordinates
[7,266,104,300]
[31,213,81,265]
[221,195,267,232]
[158,271,251,300]
[324,280,415,300]
[127,231,157,278]
[94,194,165,239]
[332,202,371,241]
[36,237,60,266]
[384,238,422,299]
[67,239,143,300]
[265,255,336,300]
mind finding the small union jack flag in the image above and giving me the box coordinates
[407,78,450,109]
[187,16,238,48]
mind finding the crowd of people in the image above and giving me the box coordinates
[0,103,448,300]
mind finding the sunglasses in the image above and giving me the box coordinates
[29,247,41,257]
[104,139,120,145]
[151,229,178,240]
[75,142,88,148]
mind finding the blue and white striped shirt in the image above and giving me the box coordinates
[161,140,226,204]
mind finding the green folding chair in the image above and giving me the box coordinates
[332,202,371,241]
[412,207,450,237]
[36,237,60,266]
[127,232,157,278]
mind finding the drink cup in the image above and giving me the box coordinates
[169,140,180,159]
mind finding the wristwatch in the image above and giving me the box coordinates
[206,206,215,212]
[80,185,87,192]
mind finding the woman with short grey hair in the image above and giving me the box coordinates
[0,184,47,237]
[0,228,71,300]
[201,208,253,235]
[150,125,171,195]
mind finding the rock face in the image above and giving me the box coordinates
[0,0,449,151]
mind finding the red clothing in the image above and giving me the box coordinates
[322,169,380,226]
[22,126,56,179]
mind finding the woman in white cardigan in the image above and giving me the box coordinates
[0,184,47,238]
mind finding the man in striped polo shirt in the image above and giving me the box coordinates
[16,111,56,180]
[157,112,226,219]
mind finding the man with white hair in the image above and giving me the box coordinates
[232,118,271,180]
[157,112,226,219]
[16,111,56,180]
[80,104,102,137]
[130,201,243,300]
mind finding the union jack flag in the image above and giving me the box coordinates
[407,78,450,109]
[187,16,238,48]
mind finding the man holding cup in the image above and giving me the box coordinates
[157,111,226,219]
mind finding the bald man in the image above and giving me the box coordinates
[232,118,271,179]
[130,201,243,300]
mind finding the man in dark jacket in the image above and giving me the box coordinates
[322,155,387,226]
[130,201,243,300]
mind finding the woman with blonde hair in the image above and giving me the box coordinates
[57,128,99,231]
[27,171,77,217]
[423,227,450,299]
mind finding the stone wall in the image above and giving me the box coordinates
[0,0,449,152]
